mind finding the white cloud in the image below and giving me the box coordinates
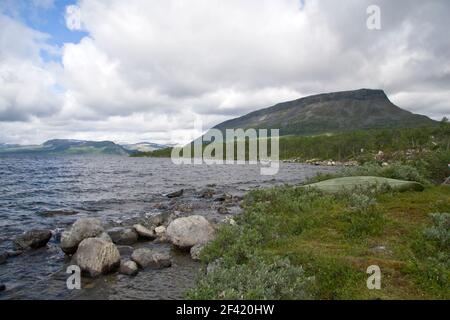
[0,0,449,144]
[0,14,62,122]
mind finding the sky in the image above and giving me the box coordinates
[0,0,449,145]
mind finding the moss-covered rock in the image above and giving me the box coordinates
[301,176,424,193]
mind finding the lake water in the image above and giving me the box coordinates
[0,155,337,300]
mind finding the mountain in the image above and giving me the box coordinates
[0,139,129,155]
[120,142,168,152]
[211,89,436,136]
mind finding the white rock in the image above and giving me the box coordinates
[166,215,215,249]
[133,224,155,239]
[154,226,166,236]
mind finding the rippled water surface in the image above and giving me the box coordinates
[0,155,337,300]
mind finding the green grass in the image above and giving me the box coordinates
[187,185,450,300]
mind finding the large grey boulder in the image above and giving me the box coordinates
[166,215,215,249]
[301,176,425,193]
[60,218,104,254]
[73,238,121,277]
[131,248,171,269]
[14,229,52,250]
[107,227,138,245]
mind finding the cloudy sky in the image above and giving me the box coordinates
[0,0,449,145]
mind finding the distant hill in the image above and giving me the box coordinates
[120,142,168,153]
[211,89,436,137]
[0,139,130,155]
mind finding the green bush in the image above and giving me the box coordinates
[187,256,313,300]
[339,190,386,239]
[409,212,450,295]
[423,213,450,250]
[415,150,450,184]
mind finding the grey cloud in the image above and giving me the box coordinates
[1,0,449,144]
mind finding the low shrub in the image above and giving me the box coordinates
[187,256,313,300]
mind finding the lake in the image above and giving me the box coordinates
[0,155,337,300]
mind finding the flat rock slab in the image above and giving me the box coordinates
[107,227,138,245]
[14,229,52,250]
[166,189,184,198]
[133,224,155,239]
[131,248,171,269]
[301,176,424,193]
[39,210,78,217]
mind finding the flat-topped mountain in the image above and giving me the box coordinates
[0,139,130,155]
[213,89,436,136]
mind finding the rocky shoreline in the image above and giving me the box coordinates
[282,158,359,166]
[0,187,242,294]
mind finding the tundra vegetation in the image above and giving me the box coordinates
[186,120,450,300]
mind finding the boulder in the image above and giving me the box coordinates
[301,176,425,193]
[154,226,168,243]
[166,215,215,249]
[60,218,104,254]
[119,260,139,276]
[154,226,166,237]
[190,243,206,261]
[14,229,52,250]
[131,248,171,269]
[73,238,121,277]
[166,189,184,198]
[107,227,138,245]
[133,224,155,239]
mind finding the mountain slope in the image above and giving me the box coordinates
[120,142,168,152]
[0,139,129,155]
[212,89,436,136]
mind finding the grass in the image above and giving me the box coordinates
[187,185,450,300]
